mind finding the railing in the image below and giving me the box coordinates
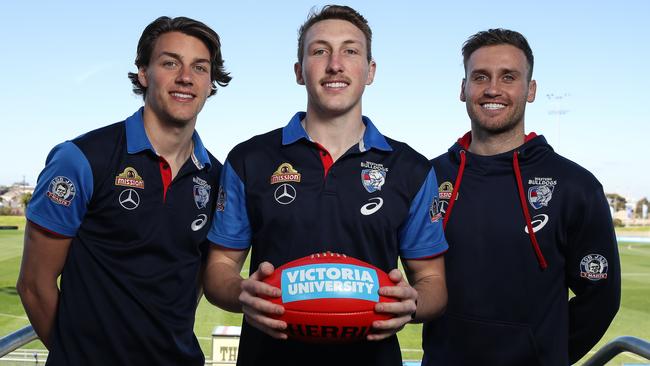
[2,326,650,365]
[582,336,650,366]
[0,325,37,357]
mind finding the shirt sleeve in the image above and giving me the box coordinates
[398,167,449,259]
[566,183,621,363]
[26,141,93,237]
[207,160,251,249]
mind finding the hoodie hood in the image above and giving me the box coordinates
[447,132,554,173]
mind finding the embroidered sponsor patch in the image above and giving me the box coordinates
[274,183,296,205]
[438,181,454,200]
[429,196,442,223]
[47,176,76,206]
[580,254,608,281]
[115,167,144,189]
[271,163,301,184]
[360,161,388,193]
[216,186,226,212]
[193,176,211,210]
[118,189,140,210]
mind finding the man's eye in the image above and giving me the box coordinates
[194,65,208,73]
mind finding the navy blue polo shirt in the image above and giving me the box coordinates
[27,108,220,366]
[208,112,447,366]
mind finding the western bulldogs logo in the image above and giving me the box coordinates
[192,176,211,210]
[580,254,608,281]
[361,169,386,193]
[528,185,554,209]
[47,176,76,206]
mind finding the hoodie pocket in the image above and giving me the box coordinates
[435,312,542,366]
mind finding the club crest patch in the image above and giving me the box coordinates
[360,161,388,193]
[527,177,557,209]
[192,176,211,210]
[115,167,144,189]
[528,185,554,209]
[429,196,442,223]
[580,254,608,281]
[216,186,226,212]
[271,163,301,184]
[438,181,454,200]
[47,176,76,206]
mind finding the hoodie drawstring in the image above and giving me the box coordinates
[513,150,548,269]
[442,132,548,270]
[443,150,465,230]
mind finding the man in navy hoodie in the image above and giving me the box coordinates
[423,28,620,366]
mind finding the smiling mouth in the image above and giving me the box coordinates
[481,103,506,110]
[322,81,349,89]
[170,92,195,100]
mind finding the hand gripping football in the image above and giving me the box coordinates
[262,252,396,343]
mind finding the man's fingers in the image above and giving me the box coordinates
[243,307,288,340]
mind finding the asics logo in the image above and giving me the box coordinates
[191,214,208,231]
[360,197,383,216]
[525,214,549,234]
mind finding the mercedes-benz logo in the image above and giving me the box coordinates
[274,183,296,205]
[119,189,140,210]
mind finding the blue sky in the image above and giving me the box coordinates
[2,0,648,199]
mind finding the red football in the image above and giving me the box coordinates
[262,252,397,343]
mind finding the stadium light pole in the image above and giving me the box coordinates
[546,93,570,152]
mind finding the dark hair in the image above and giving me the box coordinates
[462,28,534,80]
[297,5,372,64]
[127,16,231,98]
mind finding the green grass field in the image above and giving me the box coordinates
[1,216,648,364]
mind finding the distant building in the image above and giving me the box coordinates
[0,184,34,214]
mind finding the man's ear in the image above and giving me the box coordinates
[460,78,467,102]
[138,67,148,88]
[294,62,305,85]
[527,79,537,103]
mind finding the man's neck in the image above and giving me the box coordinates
[302,108,365,162]
[468,125,525,156]
[142,107,196,179]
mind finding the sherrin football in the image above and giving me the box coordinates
[262,252,397,343]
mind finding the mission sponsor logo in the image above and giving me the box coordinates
[115,167,144,189]
[281,263,379,303]
[47,176,76,206]
[270,163,301,184]
[438,181,454,200]
[580,254,609,281]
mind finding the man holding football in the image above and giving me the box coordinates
[203,5,448,365]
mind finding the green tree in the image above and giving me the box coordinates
[635,197,649,219]
[606,193,626,212]
[21,192,32,208]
